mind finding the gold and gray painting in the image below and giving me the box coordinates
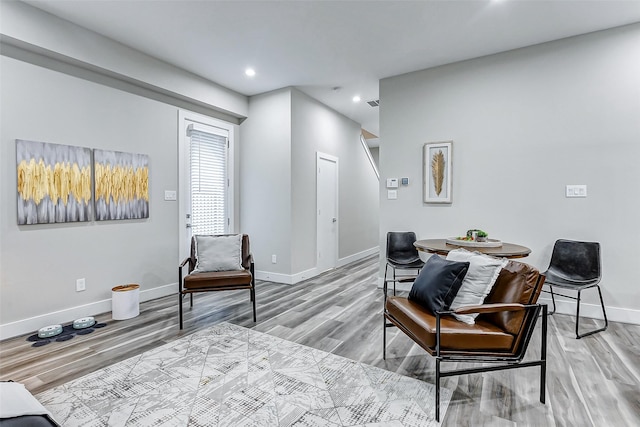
[94,149,149,220]
[16,139,92,224]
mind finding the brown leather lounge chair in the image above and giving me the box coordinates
[383,259,547,421]
[179,234,256,329]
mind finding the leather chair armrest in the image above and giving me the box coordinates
[179,257,191,291]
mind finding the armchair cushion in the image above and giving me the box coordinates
[184,269,252,289]
[408,255,469,314]
[446,249,508,324]
[192,234,243,273]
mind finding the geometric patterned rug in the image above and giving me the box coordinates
[35,322,451,426]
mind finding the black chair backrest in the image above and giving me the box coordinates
[547,239,601,282]
[386,232,420,264]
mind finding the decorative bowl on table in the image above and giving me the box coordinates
[447,229,502,247]
[446,237,503,248]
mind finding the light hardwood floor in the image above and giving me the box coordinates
[1,255,639,426]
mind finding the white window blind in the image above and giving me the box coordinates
[188,124,228,235]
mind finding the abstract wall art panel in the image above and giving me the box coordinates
[16,139,92,225]
[94,149,149,220]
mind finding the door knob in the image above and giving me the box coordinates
[332,218,337,223]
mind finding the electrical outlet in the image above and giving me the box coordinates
[566,184,587,198]
[271,254,277,264]
[76,278,86,292]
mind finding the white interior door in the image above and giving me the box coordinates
[317,153,338,274]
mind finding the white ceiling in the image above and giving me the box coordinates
[25,0,640,142]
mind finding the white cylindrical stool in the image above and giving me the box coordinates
[112,284,140,320]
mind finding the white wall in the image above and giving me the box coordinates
[239,89,293,276]
[0,56,179,336]
[379,24,640,324]
[369,147,379,169]
[0,2,247,339]
[291,89,379,271]
[0,1,248,120]
[240,88,379,284]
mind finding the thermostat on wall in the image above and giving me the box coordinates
[386,178,398,188]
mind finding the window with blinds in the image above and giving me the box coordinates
[187,124,228,236]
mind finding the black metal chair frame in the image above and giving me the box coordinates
[382,281,547,422]
[383,232,425,296]
[542,239,607,339]
[545,282,607,339]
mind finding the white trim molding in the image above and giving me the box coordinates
[337,246,379,267]
[258,246,379,285]
[0,283,177,340]
[537,296,640,326]
[255,267,319,285]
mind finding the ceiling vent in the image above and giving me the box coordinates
[367,99,380,107]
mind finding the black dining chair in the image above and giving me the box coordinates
[383,231,425,297]
[542,239,607,339]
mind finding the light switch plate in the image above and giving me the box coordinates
[164,190,177,201]
[386,178,398,188]
[566,185,587,198]
[387,190,398,200]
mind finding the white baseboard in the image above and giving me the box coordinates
[376,278,640,326]
[255,267,319,285]
[337,246,379,267]
[537,296,640,325]
[0,283,177,341]
[257,246,379,285]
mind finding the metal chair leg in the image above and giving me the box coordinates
[252,287,257,322]
[383,264,389,303]
[540,304,547,403]
[435,358,441,422]
[548,285,557,315]
[576,286,608,339]
[179,290,183,330]
[392,267,396,296]
[382,314,387,360]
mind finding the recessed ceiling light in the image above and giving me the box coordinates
[245,68,256,77]
[353,95,361,103]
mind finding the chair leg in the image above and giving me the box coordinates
[179,291,183,330]
[190,293,193,307]
[382,314,387,360]
[392,267,396,296]
[252,287,257,322]
[435,358,441,422]
[576,286,608,339]
[548,285,557,315]
[383,264,389,304]
[540,304,547,403]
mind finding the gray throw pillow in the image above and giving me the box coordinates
[193,234,243,273]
